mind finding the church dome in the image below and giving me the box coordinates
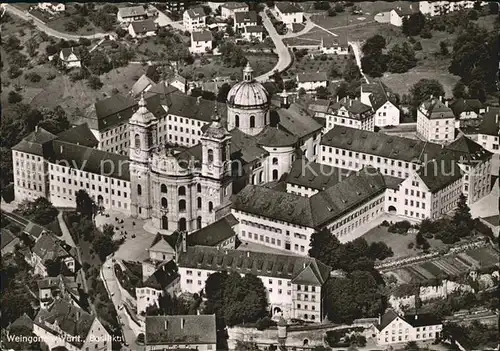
[227,62,269,109]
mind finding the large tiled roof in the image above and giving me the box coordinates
[118,5,146,18]
[131,74,155,97]
[187,214,238,247]
[285,159,347,191]
[329,97,372,117]
[130,19,156,33]
[12,127,57,156]
[375,309,399,331]
[405,313,441,327]
[56,124,99,148]
[273,104,323,139]
[257,125,298,147]
[186,6,205,19]
[32,233,71,262]
[10,313,34,330]
[417,152,463,193]
[449,99,484,117]
[420,98,454,119]
[192,30,212,42]
[1,229,19,250]
[35,299,95,347]
[363,81,398,111]
[235,11,257,24]
[297,72,328,83]
[233,167,386,228]
[178,246,331,284]
[246,25,264,33]
[60,47,79,61]
[446,135,492,163]
[221,2,248,10]
[307,99,330,114]
[276,2,302,14]
[50,140,130,181]
[167,92,226,122]
[321,126,443,163]
[142,260,179,290]
[229,128,268,163]
[37,276,60,290]
[145,314,216,345]
[84,93,137,131]
[477,108,500,136]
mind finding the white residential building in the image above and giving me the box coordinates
[117,6,147,24]
[183,7,207,33]
[243,25,264,42]
[419,1,476,17]
[128,19,157,38]
[320,37,349,55]
[296,72,328,92]
[449,98,485,127]
[323,97,375,132]
[177,245,332,322]
[463,107,500,154]
[275,2,304,27]
[417,97,456,144]
[375,309,442,346]
[220,2,249,19]
[59,48,81,68]
[361,81,400,127]
[190,30,213,54]
[389,4,417,26]
[234,11,258,32]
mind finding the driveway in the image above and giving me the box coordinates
[150,5,184,31]
[255,9,292,82]
[5,4,113,40]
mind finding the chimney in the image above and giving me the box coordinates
[181,318,185,329]
[378,314,381,325]
[164,320,168,330]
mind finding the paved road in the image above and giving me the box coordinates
[4,4,113,40]
[349,40,369,84]
[150,5,184,31]
[255,9,292,82]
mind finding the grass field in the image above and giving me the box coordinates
[364,226,416,259]
[284,52,351,78]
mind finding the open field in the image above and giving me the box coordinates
[284,52,352,78]
[387,245,499,283]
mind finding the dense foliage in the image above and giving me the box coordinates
[15,197,59,226]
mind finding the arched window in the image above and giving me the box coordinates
[313,145,317,155]
[208,201,214,212]
[197,197,202,209]
[137,184,142,196]
[178,218,186,231]
[258,171,263,183]
[161,215,168,230]
[178,186,186,196]
[235,115,240,127]
[197,216,202,229]
[251,174,256,184]
[272,169,278,180]
[207,149,214,164]
[197,184,202,193]
[134,134,140,149]
[178,199,186,212]
[161,184,167,193]
[272,157,278,165]
[161,197,168,208]
[250,115,255,128]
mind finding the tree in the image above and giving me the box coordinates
[8,65,22,79]
[404,341,419,351]
[452,81,468,99]
[219,41,247,67]
[362,35,386,56]
[25,38,39,57]
[315,86,329,99]
[102,224,115,237]
[93,234,118,262]
[0,292,34,328]
[37,106,71,135]
[402,12,427,36]
[87,50,112,75]
[87,75,103,90]
[4,35,21,52]
[75,190,96,220]
[313,2,331,10]
[217,83,231,102]
[409,79,445,106]
[8,91,23,104]
[309,228,342,268]
[2,325,45,350]
[368,242,394,261]
[440,41,449,55]
[342,56,361,81]
[16,197,59,225]
[327,8,337,16]
[361,54,386,77]
[413,41,422,51]
[387,42,417,73]
[453,193,474,235]
[334,3,345,12]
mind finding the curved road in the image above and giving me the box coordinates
[255,9,292,82]
[4,4,113,40]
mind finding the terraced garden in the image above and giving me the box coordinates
[390,245,499,284]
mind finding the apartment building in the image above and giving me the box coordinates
[183,7,207,33]
[361,81,400,127]
[417,97,456,144]
[323,97,375,132]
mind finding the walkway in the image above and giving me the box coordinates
[255,8,292,82]
[5,4,114,40]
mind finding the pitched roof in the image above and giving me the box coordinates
[60,47,79,61]
[10,313,34,330]
[12,127,57,156]
[322,36,348,48]
[221,2,249,10]
[297,72,328,82]
[50,140,130,181]
[130,19,157,33]
[142,260,179,290]
[84,93,138,131]
[94,93,137,120]
[118,5,146,18]
[131,74,155,97]
[37,276,61,290]
[417,152,463,193]
[363,81,398,111]
[449,99,484,117]
[192,30,212,42]
[178,246,331,283]
[375,309,399,331]
[274,104,323,139]
[446,135,492,163]
[257,125,298,147]
[149,233,176,253]
[187,214,238,247]
[329,97,372,117]
[56,124,99,148]
[285,159,348,191]
[478,108,500,136]
[186,6,205,19]
[35,299,95,348]
[307,98,330,114]
[167,92,225,122]
[233,167,386,228]
[393,4,416,17]
[404,313,442,327]
[420,98,454,119]
[276,2,302,14]
[23,221,47,239]
[229,128,268,163]
[245,25,264,33]
[32,233,71,262]
[321,126,443,163]
[145,314,216,345]
[235,11,257,24]
[1,229,19,250]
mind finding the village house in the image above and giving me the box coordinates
[183,7,207,33]
[37,2,65,13]
[462,107,500,154]
[361,81,400,127]
[296,72,328,92]
[128,19,157,38]
[117,5,148,24]
[1,228,20,255]
[37,275,79,309]
[417,96,456,144]
[274,2,304,28]
[234,11,258,33]
[221,2,249,19]
[320,37,350,55]
[59,48,81,68]
[190,30,213,54]
[30,232,76,277]
[375,309,442,346]
[389,4,417,27]
[145,315,217,351]
[243,25,264,42]
[323,96,375,132]
[449,98,485,126]
[130,74,155,97]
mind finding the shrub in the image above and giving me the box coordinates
[413,41,423,51]
[1,184,15,203]
[256,316,276,331]
[8,91,23,104]
[47,72,56,80]
[408,242,415,249]
[25,72,42,82]
[381,220,390,227]
[388,220,412,234]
